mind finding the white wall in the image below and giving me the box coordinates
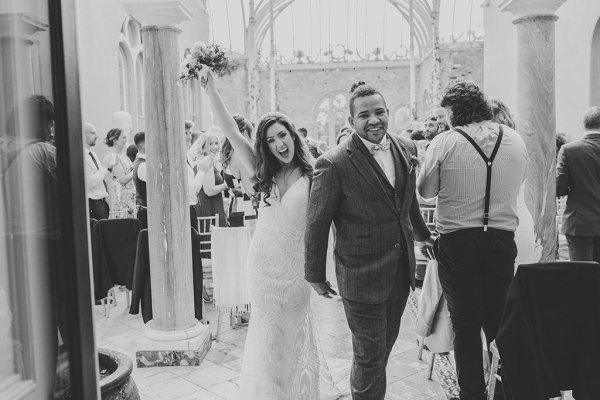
[483,0,600,141]
[75,0,210,160]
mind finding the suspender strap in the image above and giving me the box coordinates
[454,126,504,231]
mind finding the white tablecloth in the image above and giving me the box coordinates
[211,226,253,312]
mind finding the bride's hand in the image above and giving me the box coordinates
[201,69,215,91]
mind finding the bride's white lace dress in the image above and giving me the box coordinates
[239,176,338,399]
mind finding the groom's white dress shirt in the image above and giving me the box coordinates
[358,134,395,186]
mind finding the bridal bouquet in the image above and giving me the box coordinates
[179,42,235,82]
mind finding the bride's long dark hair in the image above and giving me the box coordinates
[253,112,314,201]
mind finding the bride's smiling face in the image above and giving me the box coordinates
[265,122,295,165]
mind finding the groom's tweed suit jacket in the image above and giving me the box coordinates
[305,132,430,304]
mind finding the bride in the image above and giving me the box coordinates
[203,72,338,399]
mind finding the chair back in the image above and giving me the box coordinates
[197,214,219,258]
[419,206,436,232]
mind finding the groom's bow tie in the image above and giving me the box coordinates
[370,140,390,155]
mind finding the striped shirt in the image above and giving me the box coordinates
[417,121,527,234]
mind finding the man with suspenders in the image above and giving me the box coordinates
[417,80,528,400]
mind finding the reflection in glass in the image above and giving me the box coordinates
[0,3,70,398]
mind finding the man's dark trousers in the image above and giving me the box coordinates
[341,265,411,400]
[437,228,516,400]
[565,234,600,264]
[89,198,109,220]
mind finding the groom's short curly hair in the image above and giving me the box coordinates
[349,81,387,117]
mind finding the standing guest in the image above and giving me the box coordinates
[488,98,537,266]
[306,81,433,399]
[103,128,135,219]
[83,123,111,220]
[126,144,138,162]
[194,127,228,228]
[298,127,308,138]
[185,120,195,149]
[418,80,527,399]
[433,107,450,132]
[423,117,440,141]
[556,106,600,263]
[132,132,147,228]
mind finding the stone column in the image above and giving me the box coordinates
[124,0,210,367]
[0,13,47,134]
[501,0,566,262]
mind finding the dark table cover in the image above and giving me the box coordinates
[90,219,113,301]
[496,261,600,400]
[129,228,203,323]
[98,218,141,290]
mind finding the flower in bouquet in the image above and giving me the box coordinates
[179,42,235,82]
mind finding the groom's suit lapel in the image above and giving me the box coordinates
[348,133,396,213]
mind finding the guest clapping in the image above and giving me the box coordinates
[103,128,136,218]
[194,127,227,227]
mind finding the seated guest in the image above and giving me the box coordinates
[418,80,527,399]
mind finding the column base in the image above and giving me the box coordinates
[135,321,212,368]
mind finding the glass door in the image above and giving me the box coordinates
[0,0,98,398]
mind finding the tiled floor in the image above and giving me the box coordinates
[96,234,572,400]
[96,288,448,400]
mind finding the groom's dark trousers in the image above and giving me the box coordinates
[342,265,411,399]
[305,133,430,399]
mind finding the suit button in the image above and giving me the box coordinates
[394,243,400,248]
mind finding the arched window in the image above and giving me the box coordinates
[591,16,600,106]
[314,92,349,147]
[118,17,144,132]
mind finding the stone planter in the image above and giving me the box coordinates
[53,347,139,399]
[99,348,140,400]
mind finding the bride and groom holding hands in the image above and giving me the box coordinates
[204,72,433,399]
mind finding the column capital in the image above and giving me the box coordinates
[0,12,48,41]
[124,0,193,28]
[500,0,566,20]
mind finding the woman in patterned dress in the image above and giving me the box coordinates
[103,128,136,219]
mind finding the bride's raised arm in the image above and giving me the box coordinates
[204,72,256,175]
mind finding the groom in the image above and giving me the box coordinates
[305,82,433,399]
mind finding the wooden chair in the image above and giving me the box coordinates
[197,214,219,298]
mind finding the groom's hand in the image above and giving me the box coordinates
[310,281,338,299]
[416,237,435,260]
